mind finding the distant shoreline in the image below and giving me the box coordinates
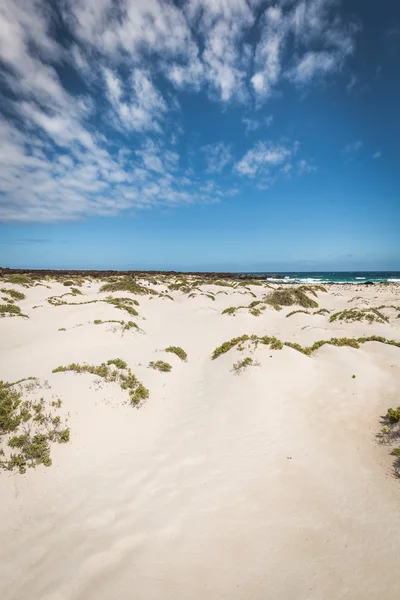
[1,267,399,285]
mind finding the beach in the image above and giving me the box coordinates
[1,274,400,600]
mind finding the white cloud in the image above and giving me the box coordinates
[297,159,317,174]
[202,142,232,173]
[0,115,225,222]
[242,117,260,133]
[242,114,273,134]
[251,7,285,98]
[286,51,337,83]
[373,150,382,159]
[234,141,295,177]
[0,0,344,222]
[103,67,167,132]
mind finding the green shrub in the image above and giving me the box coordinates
[107,358,127,369]
[58,428,70,443]
[270,337,283,350]
[222,306,237,315]
[329,308,388,324]
[212,333,400,361]
[0,288,25,301]
[232,357,254,372]
[5,274,33,287]
[0,381,69,474]
[386,407,400,424]
[105,297,139,316]
[100,278,157,296]
[212,335,250,359]
[0,304,28,318]
[165,346,187,361]
[149,360,172,372]
[286,310,310,317]
[266,288,318,309]
[53,360,148,408]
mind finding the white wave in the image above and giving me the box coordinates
[265,277,297,283]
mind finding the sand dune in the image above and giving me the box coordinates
[1,278,400,599]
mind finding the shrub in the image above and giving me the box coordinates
[5,274,33,286]
[100,278,158,296]
[149,360,172,372]
[165,346,187,361]
[386,407,400,424]
[0,288,25,301]
[105,297,139,317]
[53,360,149,407]
[266,288,318,309]
[232,357,254,372]
[0,381,69,473]
[212,335,250,359]
[222,306,237,315]
[286,310,310,318]
[270,337,283,350]
[212,333,400,361]
[0,304,28,318]
[107,358,127,369]
[329,308,388,324]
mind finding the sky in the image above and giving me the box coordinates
[0,0,399,271]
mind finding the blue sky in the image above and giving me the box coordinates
[0,0,399,271]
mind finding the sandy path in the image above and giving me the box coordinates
[1,281,400,599]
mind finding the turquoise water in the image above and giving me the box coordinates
[257,272,400,284]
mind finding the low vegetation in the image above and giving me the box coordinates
[232,356,256,373]
[3,274,34,287]
[165,346,187,361]
[266,288,319,309]
[314,308,331,316]
[222,287,320,317]
[149,360,172,372]
[377,304,400,312]
[286,310,310,317]
[93,319,138,330]
[105,296,139,317]
[0,380,69,474]
[286,308,331,317]
[48,289,90,306]
[379,406,400,477]
[100,277,158,296]
[1,288,25,301]
[52,359,149,406]
[47,291,140,318]
[329,308,388,324]
[212,333,400,360]
[0,304,28,318]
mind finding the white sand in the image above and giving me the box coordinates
[1,279,400,600]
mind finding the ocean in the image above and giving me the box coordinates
[255,271,400,284]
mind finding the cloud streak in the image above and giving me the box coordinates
[0,0,354,222]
